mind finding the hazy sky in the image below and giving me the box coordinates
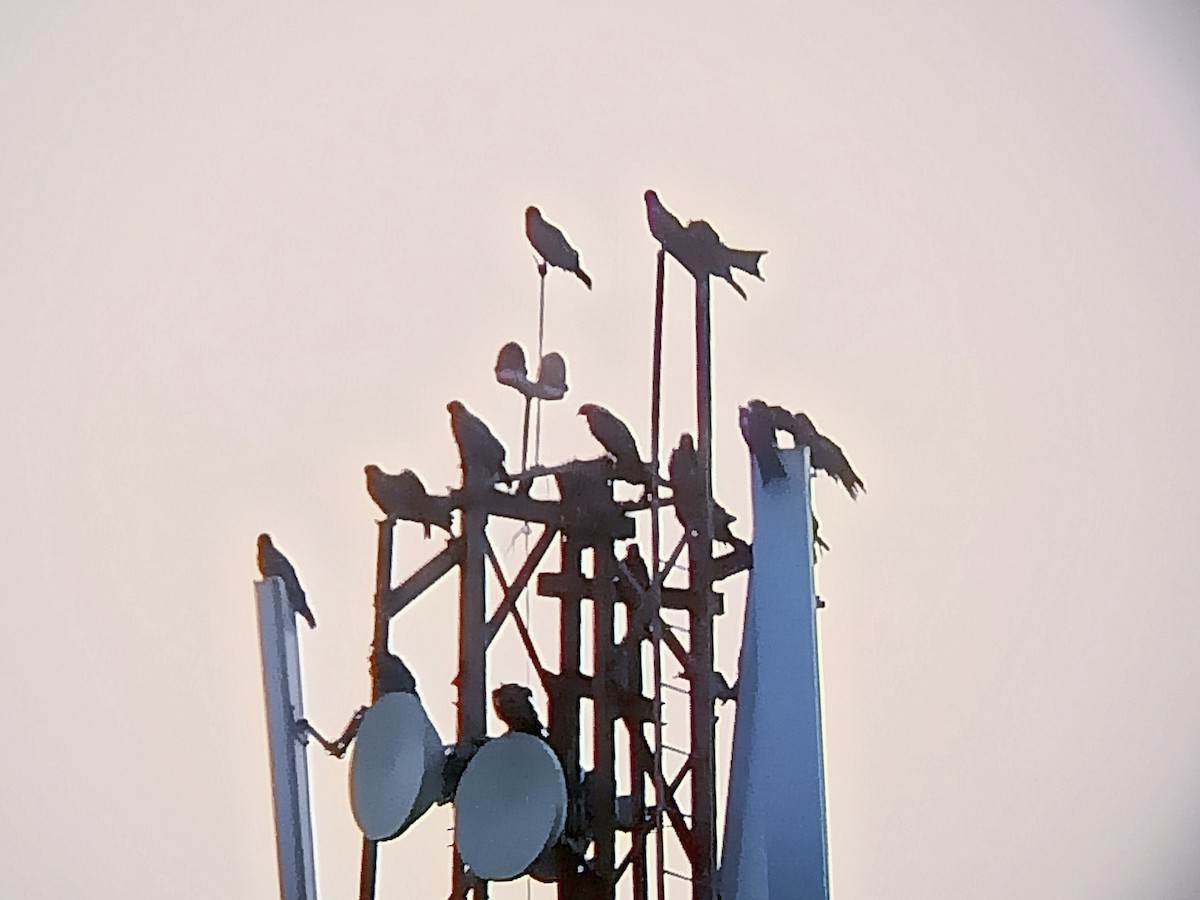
[4,3,1200,898]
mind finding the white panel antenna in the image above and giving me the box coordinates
[720,447,830,900]
[256,577,318,900]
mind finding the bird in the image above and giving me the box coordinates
[525,206,592,289]
[644,189,687,251]
[682,219,747,299]
[739,400,786,485]
[668,434,740,546]
[492,683,546,738]
[448,400,509,485]
[372,647,418,696]
[256,533,316,629]
[790,412,866,499]
[578,403,648,484]
[718,240,766,281]
[617,543,651,608]
[364,465,452,538]
[644,190,766,293]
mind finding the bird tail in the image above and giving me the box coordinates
[575,267,593,289]
[841,471,866,500]
[303,609,317,629]
[726,248,766,279]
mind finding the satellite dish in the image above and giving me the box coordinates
[455,733,567,880]
[350,692,443,841]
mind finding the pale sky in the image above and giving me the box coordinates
[4,3,1200,898]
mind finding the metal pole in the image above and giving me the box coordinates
[358,519,394,900]
[554,538,584,900]
[594,542,618,899]
[690,275,717,900]
[534,263,547,466]
[649,248,667,900]
[455,501,489,899]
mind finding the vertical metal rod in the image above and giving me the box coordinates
[554,538,584,900]
[534,265,547,465]
[690,275,717,900]
[359,519,394,900]
[455,501,489,899]
[649,248,667,900]
[520,397,532,474]
[594,543,618,898]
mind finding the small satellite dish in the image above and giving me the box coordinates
[455,733,567,881]
[350,692,443,841]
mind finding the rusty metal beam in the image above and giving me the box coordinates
[483,525,557,646]
[382,538,465,620]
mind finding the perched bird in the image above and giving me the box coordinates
[492,683,546,738]
[256,534,316,629]
[644,189,687,250]
[364,465,452,538]
[525,206,592,289]
[739,400,786,485]
[644,190,766,293]
[372,648,418,696]
[683,219,747,300]
[448,400,509,485]
[766,403,796,436]
[578,403,648,484]
[668,434,740,546]
[791,412,866,499]
[617,543,651,608]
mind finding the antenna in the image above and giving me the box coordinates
[254,192,850,900]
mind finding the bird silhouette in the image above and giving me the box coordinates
[578,403,648,484]
[448,400,509,485]
[683,219,747,299]
[617,543,651,608]
[668,434,740,546]
[364,465,452,538]
[256,533,316,628]
[492,683,546,738]
[739,400,786,485]
[372,647,418,696]
[644,189,688,251]
[790,412,865,499]
[525,206,592,289]
[644,189,766,294]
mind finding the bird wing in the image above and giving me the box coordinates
[531,216,579,270]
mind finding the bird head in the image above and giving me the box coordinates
[577,403,595,418]
[257,533,272,551]
[364,464,380,478]
[678,433,695,453]
[525,206,540,223]
[644,189,659,205]
[792,412,817,438]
